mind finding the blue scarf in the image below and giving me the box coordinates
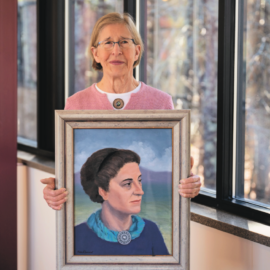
[87,209,145,243]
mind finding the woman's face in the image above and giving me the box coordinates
[100,162,144,215]
[91,24,141,78]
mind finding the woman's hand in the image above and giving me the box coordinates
[178,157,201,198]
[40,177,68,210]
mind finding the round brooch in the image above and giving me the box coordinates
[113,98,124,109]
[117,231,131,245]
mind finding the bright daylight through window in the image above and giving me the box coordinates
[73,0,123,93]
[235,0,270,206]
[72,0,219,193]
[142,0,218,192]
[17,0,37,147]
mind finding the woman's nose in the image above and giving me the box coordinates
[111,42,122,54]
[134,182,144,195]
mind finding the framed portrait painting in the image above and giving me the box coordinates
[55,110,190,270]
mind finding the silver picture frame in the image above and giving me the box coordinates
[55,110,190,270]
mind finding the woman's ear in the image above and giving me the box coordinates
[91,46,100,64]
[98,187,108,201]
[134,45,141,61]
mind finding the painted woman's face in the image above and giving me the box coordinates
[101,162,144,215]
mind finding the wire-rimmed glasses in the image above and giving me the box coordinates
[97,38,135,50]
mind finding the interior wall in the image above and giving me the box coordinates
[17,164,28,270]
[191,221,270,270]
[17,165,56,270]
[17,165,270,270]
[0,1,17,269]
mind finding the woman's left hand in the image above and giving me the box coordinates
[178,157,201,198]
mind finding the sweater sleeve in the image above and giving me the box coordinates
[166,96,174,110]
[64,98,71,110]
[150,88,174,110]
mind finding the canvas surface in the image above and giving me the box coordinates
[74,128,173,254]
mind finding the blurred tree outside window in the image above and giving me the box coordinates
[74,0,123,94]
[73,0,218,192]
[17,0,37,146]
[237,0,270,205]
[142,0,218,191]
[16,0,270,215]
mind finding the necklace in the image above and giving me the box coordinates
[117,231,132,245]
[87,209,145,244]
[113,98,124,109]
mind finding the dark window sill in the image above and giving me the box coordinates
[17,150,54,174]
[191,202,270,247]
[17,150,270,247]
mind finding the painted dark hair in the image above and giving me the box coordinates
[80,148,140,203]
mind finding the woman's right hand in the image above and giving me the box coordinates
[40,177,68,210]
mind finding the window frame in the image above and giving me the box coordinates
[192,0,270,226]
[17,0,65,159]
[124,0,137,78]
[17,0,270,225]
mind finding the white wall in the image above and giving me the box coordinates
[191,222,270,270]
[17,164,28,270]
[17,165,56,270]
[17,165,270,270]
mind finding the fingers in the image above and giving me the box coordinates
[40,177,55,190]
[189,157,194,181]
[180,175,200,185]
[48,203,63,211]
[190,156,194,170]
[46,196,67,210]
[43,187,66,197]
[42,176,68,210]
[43,188,67,203]
[179,187,200,198]
[43,188,67,200]
[179,182,201,190]
[179,174,201,198]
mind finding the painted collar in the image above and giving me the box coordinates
[87,209,145,243]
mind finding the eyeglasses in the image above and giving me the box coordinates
[97,38,135,50]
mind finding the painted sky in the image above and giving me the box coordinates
[74,128,172,173]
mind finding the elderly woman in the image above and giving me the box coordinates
[41,12,201,210]
[76,148,169,255]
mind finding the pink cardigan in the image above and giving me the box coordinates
[65,82,174,110]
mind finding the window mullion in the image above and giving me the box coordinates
[124,0,136,78]
[235,0,246,199]
[137,0,147,83]
[216,0,236,202]
[123,0,136,18]
[37,0,65,153]
[65,0,75,100]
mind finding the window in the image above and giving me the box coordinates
[234,0,270,206]
[67,0,125,97]
[193,0,270,225]
[69,0,219,193]
[17,0,65,157]
[17,0,37,147]
[18,0,270,225]
[73,0,124,94]
[138,0,219,193]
